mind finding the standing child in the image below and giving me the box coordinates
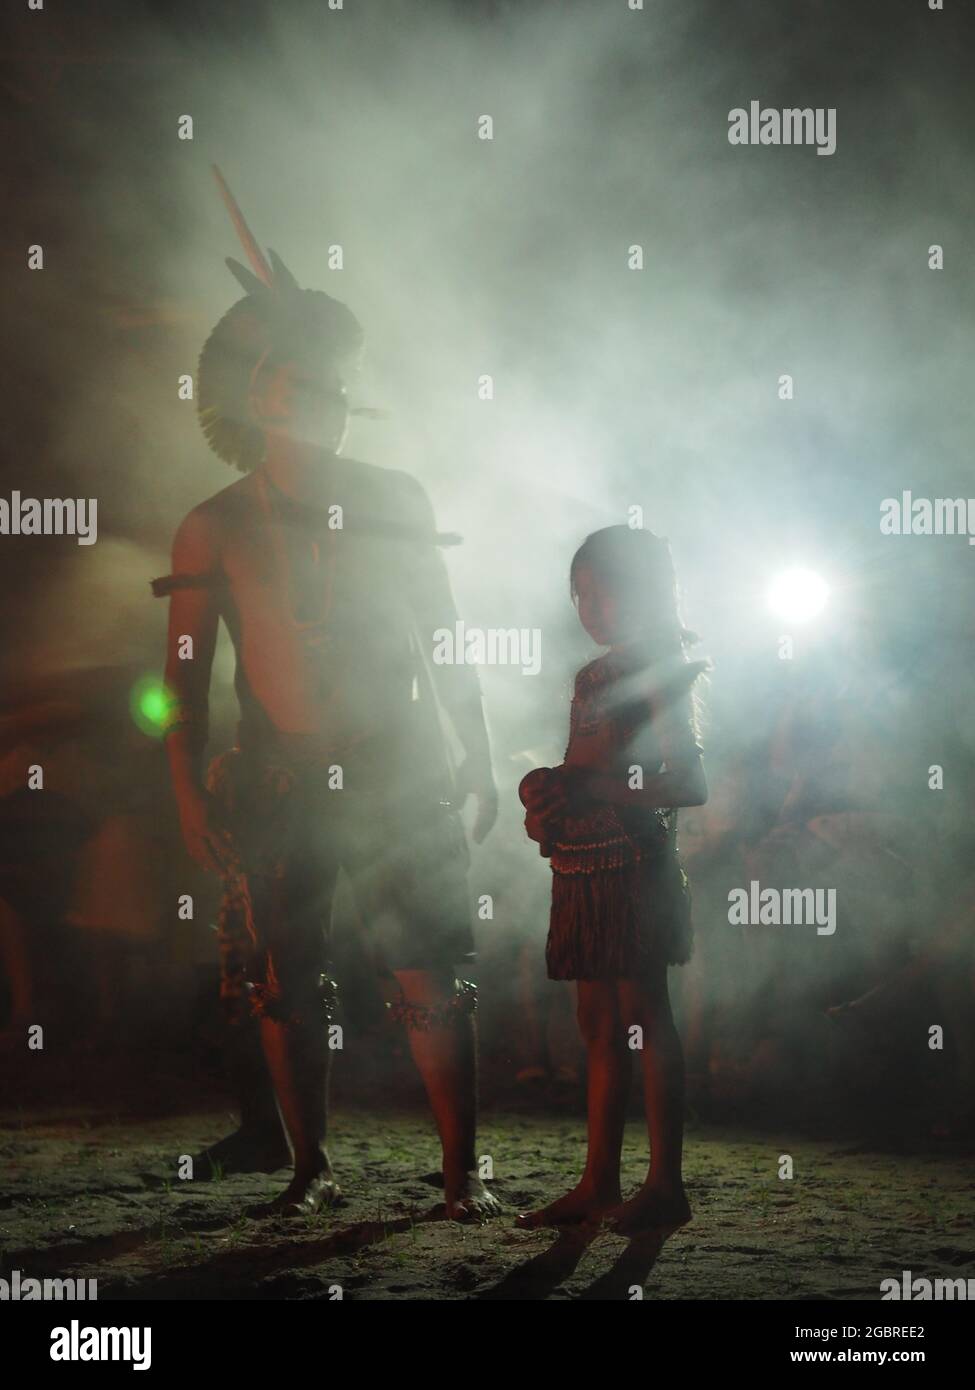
[518,526,708,1233]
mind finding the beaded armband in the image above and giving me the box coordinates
[246,974,339,1027]
[386,979,478,1031]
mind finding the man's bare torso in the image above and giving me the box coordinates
[182,457,440,769]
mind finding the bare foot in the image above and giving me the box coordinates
[515,1181,620,1230]
[246,1167,340,1219]
[445,1171,502,1222]
[604,1184,691,1235]
[192,1128,291,1180]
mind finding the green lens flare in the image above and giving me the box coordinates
[130,677,170,738]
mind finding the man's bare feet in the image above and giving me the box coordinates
[192,1128,292,1180]
[445,1171,502,1222]
[246,1167,340,1219]
[515,1181,620,1230]
[603,1184,691,1235]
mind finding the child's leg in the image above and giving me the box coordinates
[516,980,629,1227]
[606,966,691,1233]
[577,981,631,1199]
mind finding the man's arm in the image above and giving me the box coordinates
[162,506,234,874]
[400,474,497,843]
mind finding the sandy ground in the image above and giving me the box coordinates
[2,1077,973,1301]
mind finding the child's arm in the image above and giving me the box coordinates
[580,671,708,811]
[519,767,562,856]
[579,759,707,810]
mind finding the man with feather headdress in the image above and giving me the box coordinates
[154,169,498,1219]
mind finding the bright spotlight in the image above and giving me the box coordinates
[767,568,829,623]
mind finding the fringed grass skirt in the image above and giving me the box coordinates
[545,808,693,981]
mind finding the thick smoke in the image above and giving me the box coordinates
[3,0,974,1086]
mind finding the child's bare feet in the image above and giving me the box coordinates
[604,1184,691,1235]
[246,1165,340,1218]
[515,1181,620,1229]
[445,1170,502,1222]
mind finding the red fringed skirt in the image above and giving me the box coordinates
[545,805,693,981]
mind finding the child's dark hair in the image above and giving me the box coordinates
[571,526,707,738]
[569,525,699,650]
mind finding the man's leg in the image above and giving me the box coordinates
[390,969,500,1220]
[348,793,497,1219]
[194,1008,290,1179]
[247,860,341,1217]
[193,870,289,1180]
[252,991,338,1214]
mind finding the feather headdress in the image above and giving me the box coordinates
[197,165,366,471]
